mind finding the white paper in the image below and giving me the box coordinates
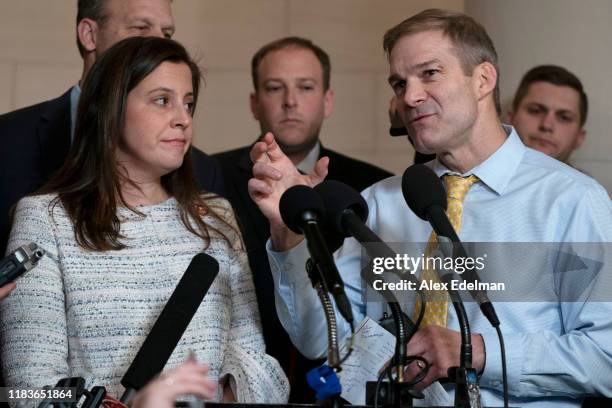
[331,317,451,406]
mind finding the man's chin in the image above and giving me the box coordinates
[276,137,318,156]
[527,138,557,156]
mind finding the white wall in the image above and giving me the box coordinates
[0,0,464,176]
[467,0,612,192]
[2,0,610,192]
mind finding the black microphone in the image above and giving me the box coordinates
[279,185,353,324]
[0,242,45,286]
[401,164,500,327]
[119,253,220,404]
[314,181,418,360]
[313,180,421,296]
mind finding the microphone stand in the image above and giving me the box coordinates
[306,258,341,369]
[305,258,344,408]
[339,210,422,407]
[435,238,482,408]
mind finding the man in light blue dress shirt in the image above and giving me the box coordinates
[247,8,612,407]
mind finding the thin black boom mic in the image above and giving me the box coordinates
[120,253,219,403]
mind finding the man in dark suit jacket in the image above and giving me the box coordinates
[214,37,392,402]
[0,0,223,255]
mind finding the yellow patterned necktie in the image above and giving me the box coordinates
[413,174,479,327]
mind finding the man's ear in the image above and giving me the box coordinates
[507,109,515,124]
[574,128,587,150]
[474,62,497,101]
[77,18,99,53]
[249,92,260,120]
[323,89,334,118]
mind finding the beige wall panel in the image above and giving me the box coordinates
[0,0,78,63]
[176,0,289,70]
[467,0,612,192]
[289,0,464,73]
[193,70,258,152]
[0,62,15,114]
[576,75,612,160]
[571,160,612,196]
[14,63,81,109]
[320,73,378,153]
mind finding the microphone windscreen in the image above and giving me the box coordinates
[314,180,368,236]
[121,253,219,391]
[279,185,326,234]
[401,164,447,220]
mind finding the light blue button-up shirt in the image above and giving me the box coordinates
[268,126,612,407]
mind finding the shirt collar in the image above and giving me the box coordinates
[430,125,525,195]
[296,141,321,174]
[70,83,81,142]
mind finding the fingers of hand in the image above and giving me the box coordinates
[249,141,271,164]
[403,359,427,383]
[252,162,282,181]
[157,363,217,400]
[311,157,329,185]
[248,178,273,200]
[260,132,287,162]
[0,283,16,300]
[404,326,453,389]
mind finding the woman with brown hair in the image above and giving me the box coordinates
[0,36,288,404]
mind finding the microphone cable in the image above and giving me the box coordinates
[496,325,508,408]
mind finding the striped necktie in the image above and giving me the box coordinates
[413,174,479,327]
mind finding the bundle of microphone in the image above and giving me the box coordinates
[277,164,507,408]
[38,253,220,408]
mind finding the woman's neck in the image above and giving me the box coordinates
[120,179,170,207]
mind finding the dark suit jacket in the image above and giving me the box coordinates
[214,144,392,402]
[0,89,225,255]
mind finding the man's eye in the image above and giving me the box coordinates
[559,114,574,123]
[266,86,282,92]
[527,106,544,115]
[423,69,439,78]
[391,81,405,95]
[300,85,314,91]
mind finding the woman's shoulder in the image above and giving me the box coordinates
[200,192,232,211]
[199,193,236,223]
[198,193,243,248]
[15,193,63,216]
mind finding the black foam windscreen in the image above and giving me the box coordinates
[279,185,326,234]
[401,164,447,220]
[314,180,368,237]
[120,253,219,391]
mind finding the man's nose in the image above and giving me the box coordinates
[283,87,297,110]
[538,111,554,132]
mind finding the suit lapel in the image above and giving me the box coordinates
[235,146,271,245]
[320,145,339,180]
[38,89,72,179]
